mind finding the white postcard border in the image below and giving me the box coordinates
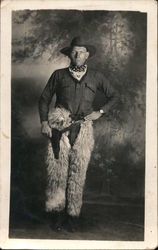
[0,0,157,249]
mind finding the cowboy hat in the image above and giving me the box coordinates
[60,36,96,57]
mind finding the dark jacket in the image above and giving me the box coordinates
[39,67,118,122]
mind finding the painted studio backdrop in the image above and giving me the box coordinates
[10,10,146,240]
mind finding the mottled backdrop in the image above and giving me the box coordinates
[10,10,146,239]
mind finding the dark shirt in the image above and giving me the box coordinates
[39,67,118,122]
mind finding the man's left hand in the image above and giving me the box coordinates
[84,111,102,121]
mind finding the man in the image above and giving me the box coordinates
[39,36,118,232]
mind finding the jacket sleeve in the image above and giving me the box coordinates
[97,72,119,114]
[38,71,58,123]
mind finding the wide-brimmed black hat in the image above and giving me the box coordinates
[60,36,96,57]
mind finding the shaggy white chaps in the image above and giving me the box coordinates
[45,108,94,217]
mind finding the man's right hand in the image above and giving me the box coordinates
[41,121,52,138]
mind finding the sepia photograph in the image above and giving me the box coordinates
[0,0,157,249]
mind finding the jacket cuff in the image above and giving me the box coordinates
[42,120,48,124]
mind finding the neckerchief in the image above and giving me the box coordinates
[69,64,87,81]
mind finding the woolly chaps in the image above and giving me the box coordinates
[45,108,94,217]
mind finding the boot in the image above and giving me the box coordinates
[63,214,79,232]
[50,211,66,232]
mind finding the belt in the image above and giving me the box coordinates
[69,113,85,122]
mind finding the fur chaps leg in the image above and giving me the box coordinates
[66,121,94,217]
[45,132,70,212]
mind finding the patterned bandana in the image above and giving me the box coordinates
[69,65,87,72]
[69,65,87,81]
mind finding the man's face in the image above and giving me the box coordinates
[69,46,89,66]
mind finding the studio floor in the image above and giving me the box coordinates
[9,201,144,241]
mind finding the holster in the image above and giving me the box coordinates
[50,128,63,159]
[50,120,82,159]
[48,108,85,159]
